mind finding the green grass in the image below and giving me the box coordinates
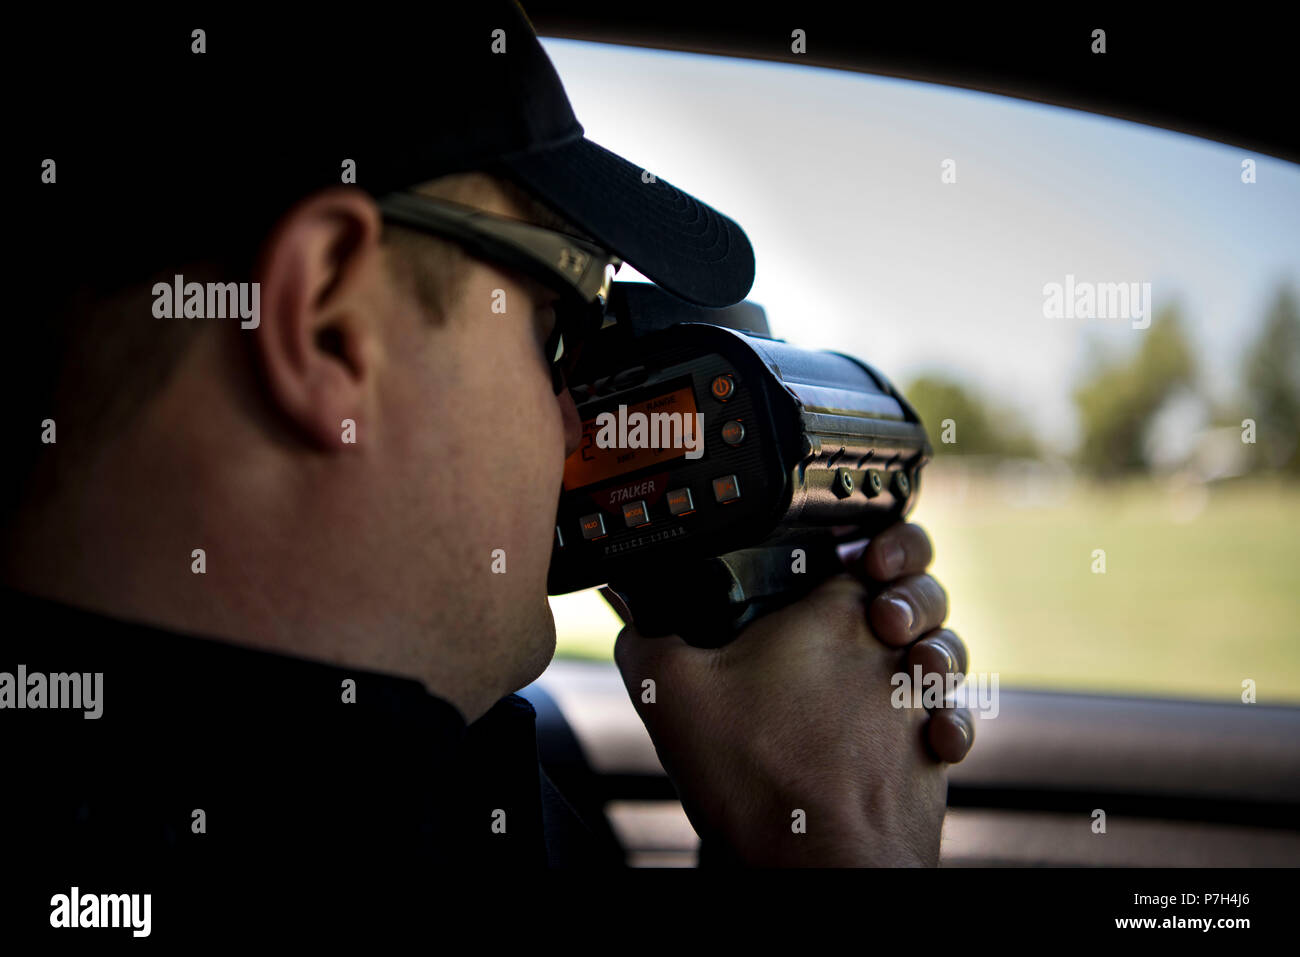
[552,475,1300,704]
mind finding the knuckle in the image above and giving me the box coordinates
[901,522,933,561]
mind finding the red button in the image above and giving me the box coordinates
[666,488,695,515]
[712,475,741,503]
[622,500,650,528]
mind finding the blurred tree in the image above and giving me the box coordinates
[1241,286,1300,473]
[902,374,1039,458]
[1072,305,1196,477]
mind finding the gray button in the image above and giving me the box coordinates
[721,419,745,446]
[622,500,650,528]
[578,513,606,540]
[712,475,741,503]
[666,488,695,515]
[890,471,911,500]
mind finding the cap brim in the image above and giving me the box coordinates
[495,136,755,308]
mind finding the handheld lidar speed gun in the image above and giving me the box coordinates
[547,282,931,647]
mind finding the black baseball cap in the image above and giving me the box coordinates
[20,3,755,308]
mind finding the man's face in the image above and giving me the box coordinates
[374,178,583,700]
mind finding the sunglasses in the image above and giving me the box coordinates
[377,191,622,394]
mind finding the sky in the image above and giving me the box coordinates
[540,37,1300,454]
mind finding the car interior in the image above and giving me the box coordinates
[520,7,1300,867]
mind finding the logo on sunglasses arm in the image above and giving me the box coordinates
[557,246,589,277]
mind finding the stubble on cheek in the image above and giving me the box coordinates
[469,342,565,679]
[430,262,570,674]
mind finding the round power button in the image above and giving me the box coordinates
[710,374,736,401]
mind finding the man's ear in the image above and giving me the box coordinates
[251,187,385,451]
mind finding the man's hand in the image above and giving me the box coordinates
[606,521,971,866]
[839,521,973,764]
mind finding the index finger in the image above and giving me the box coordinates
[850,521,935,582]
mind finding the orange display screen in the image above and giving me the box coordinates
[563,385,700,491]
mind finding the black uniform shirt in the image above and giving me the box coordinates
[0,585,619,895]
